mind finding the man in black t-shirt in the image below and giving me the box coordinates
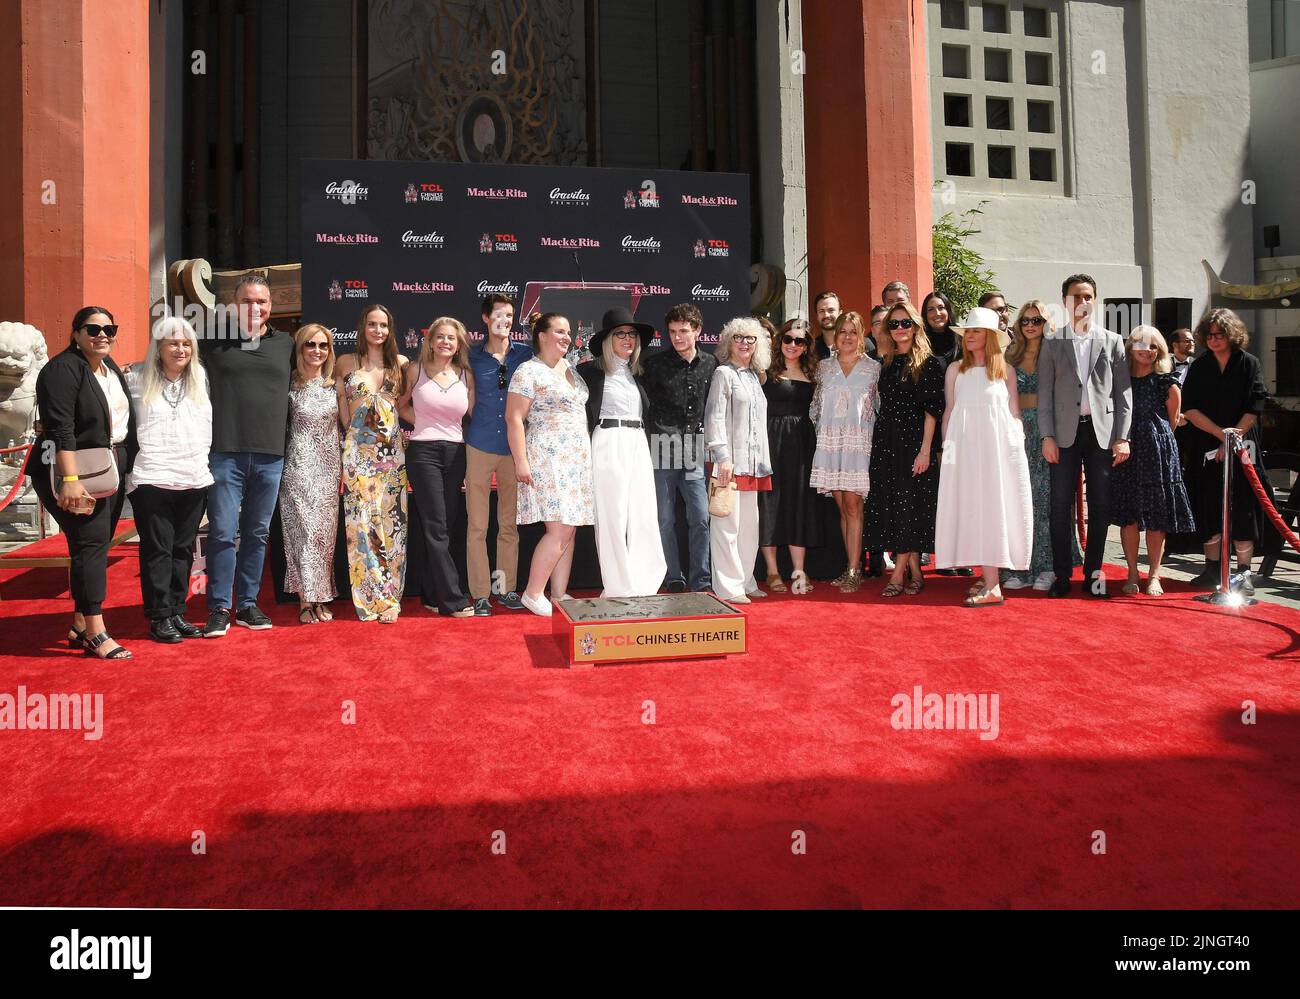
[199,275,295,637]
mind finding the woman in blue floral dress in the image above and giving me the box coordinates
[1109,326,1195,596]
[336,305,409,622]
[1003,300,1081,591]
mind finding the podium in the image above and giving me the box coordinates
[553,593,747,667]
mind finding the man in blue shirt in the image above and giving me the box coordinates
[466,294,533,614]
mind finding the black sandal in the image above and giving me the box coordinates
[83,631,133,660]
[66,625,86,649]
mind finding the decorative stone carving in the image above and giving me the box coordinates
[367,0,586,165]
[0,321,47,446]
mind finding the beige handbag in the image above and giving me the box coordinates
[708,476,737,517]
[50,446,119,500]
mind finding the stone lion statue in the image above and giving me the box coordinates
[0,321,47,444]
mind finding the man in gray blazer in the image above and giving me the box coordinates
[1037,274,1133,597]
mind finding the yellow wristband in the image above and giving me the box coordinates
[61,475,80,483]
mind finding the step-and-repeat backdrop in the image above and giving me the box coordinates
[301,159,751,356]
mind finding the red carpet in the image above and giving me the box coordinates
[1,556,1297,908]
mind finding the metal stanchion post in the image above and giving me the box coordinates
[1195,427,1256,607]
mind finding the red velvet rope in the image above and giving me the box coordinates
[1236,446,1300,554]
[0,444,35,514]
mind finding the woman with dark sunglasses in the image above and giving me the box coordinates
[280,323,343,624]
[31,306,139,660]
[862,301,945,597]
[758,316,823,594]
[1002,300,1080,591]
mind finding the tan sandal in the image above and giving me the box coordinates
[967,581,986,598]
[964,591,1004,608]
[903,574,925,596]
[314,602,334,622]
[881,581,904,598]
[790,570,813,595]
[298,605,318,625]
[839,568,863,593]
[766,573,788,593]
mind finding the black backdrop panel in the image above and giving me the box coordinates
[301,160,751,351]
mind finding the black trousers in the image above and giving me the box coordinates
[130,484,209,620]
[31,444,129,617]
[406,440,470,614]
[1049,417,1112,586]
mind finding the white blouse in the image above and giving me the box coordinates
[599,359,642,420]
[94,364,132,445]
[125,371,215,492]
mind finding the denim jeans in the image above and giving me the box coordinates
[207,451,285,611]
[654,467,711,590]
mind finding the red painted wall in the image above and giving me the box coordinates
[803,0,933,312]
[0,1,151,362]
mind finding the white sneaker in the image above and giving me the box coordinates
[1032,571,1056,591]
[1003,575,1030,590]
[521,591,552,617]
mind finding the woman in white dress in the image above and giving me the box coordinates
[505,312,596,616]
[809,310,881,593]
[934,307,1033,607]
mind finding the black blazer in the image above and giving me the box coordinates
[576,359,651,434]
[35,345,139,474]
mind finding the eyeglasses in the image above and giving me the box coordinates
[1021,317,1046,327]
[79,324,119,339]
[781,335,808,346]
[732,335,758,345]
[498,363,508,389]
[304,341,331,351]
[611,331,639,341]
[1205,330,1228,340]
[886,319,915,331]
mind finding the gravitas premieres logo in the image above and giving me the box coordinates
[467,186,527,199]
[401,230,446,249]
[621,235,661,254]
[477,279,520,298]
[690,283,730,302]
[549,187,591,206]
[325,179,369,205]
[540,236,600,249]
[50,930,151,979]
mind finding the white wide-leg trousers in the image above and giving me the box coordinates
[592,426,667,598]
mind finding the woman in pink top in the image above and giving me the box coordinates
[398,317,475,617]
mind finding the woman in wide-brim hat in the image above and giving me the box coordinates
[933,307,1033,607]
[577,307,667,597]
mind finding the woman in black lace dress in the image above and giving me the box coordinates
[862,301,945,598]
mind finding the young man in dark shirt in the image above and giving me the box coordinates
[200,275,295,636]
[640,303,718,592]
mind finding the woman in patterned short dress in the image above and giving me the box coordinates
[335,304,409,623]
[281,324,342,624]
[505,312,595,617]
[809,310,881,593]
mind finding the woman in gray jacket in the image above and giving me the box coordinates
[705,317,773,603]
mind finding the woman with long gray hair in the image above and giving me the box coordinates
[125,316,212,643]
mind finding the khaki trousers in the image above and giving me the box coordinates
[465,444,520,599]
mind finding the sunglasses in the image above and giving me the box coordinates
[781,335,808,346]
[887,318,915,331]
[303,340,331,351]
[79,324,119,339]
[1020,316,1046,327]
[732,335,758,345]
[498,363,508,389]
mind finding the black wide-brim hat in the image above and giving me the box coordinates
[588,306,656,356]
